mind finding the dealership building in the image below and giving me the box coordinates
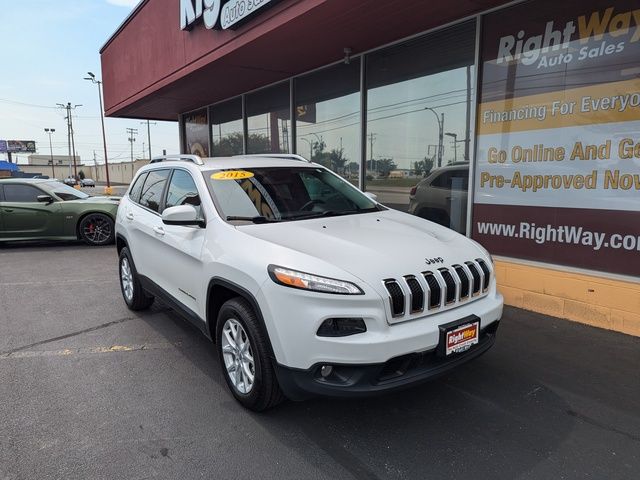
[101,0,640,335]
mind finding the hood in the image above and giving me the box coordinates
[239,209,485,284]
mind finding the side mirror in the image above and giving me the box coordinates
[37,195,54,205]
[364,192,378,202]
[161,205,205,228]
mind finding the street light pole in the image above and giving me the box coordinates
[44,128,55,178]
[299,137,312,161]
[85,72,111,192]
[425,107,444,168]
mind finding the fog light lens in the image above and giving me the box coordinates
[320,365,333,378]
[317,318,366,337]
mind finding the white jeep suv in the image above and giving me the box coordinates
[115,154,503,411]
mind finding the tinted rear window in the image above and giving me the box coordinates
[139,170,170,213]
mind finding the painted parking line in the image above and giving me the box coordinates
[0,342,181,359]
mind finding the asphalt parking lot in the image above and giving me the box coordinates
[1,243,639,480]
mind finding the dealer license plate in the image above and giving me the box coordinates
[445,321,479,356]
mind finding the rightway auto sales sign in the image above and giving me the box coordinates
[473,0,640,277]
[180,0,274,31]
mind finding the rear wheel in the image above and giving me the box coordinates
[79,213,115,246]
[216,298,284,411]
[119,247,154,311]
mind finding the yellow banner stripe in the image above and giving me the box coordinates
[478,78,640,135]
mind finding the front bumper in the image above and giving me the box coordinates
[274,320,499,400]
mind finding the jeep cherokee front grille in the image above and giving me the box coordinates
[383,259,492,320]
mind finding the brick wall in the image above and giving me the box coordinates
[496,260,640,336]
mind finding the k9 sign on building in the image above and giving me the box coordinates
[473,0,640,277]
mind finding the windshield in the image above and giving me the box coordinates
[42,181,89,201]
[205,167,381,222]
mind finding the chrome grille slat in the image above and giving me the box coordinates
[385,258,492,321]
[404,275,424,313]
[383,279,405,317]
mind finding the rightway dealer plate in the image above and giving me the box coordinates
[444,321,479,356]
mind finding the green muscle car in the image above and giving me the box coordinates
[0,178,119,246]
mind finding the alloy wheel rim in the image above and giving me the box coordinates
[120,257,134,301]
[83,215,112,244]
[221,318,255,394]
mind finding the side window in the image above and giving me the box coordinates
[430,171,451,189]
[139,169,170,213]
[128,172,148,203]
[3,184,42,202]
[165,170,202,217]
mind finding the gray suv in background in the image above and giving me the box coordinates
[408,164,469,234]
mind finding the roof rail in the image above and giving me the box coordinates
[234,154,312,163]
[150,154,204,166]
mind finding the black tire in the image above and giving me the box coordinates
[216,298,285,411]
[78,213,115,246]
[118,247,154,311]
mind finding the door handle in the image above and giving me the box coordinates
[3,209,13,212]
[153,226,165,236]
[126,212,134,220]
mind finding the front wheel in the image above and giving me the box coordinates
[78,213,115,246]
[216,298,284,411]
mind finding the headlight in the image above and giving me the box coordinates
[268,265,363,295]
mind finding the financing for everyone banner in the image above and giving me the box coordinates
[473,0,640,276]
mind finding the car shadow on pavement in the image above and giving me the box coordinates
[138,303,578,480]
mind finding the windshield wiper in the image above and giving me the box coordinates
[285,209,364,221]
[226,215,280,224]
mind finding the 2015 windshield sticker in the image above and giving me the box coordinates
[211,170,254,180]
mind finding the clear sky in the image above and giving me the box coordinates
[0,0,179,166]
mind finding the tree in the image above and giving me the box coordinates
[78,169,86,180]
[413,158,434,177]
[212,132,272,156]
[375,158,397,177]
[328,148,347,173]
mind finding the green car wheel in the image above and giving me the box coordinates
[79,213,114,246]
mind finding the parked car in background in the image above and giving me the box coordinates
[408,164,469,233]
[80,178,96,187]
[63,176,77,186]
[0,178,120,246]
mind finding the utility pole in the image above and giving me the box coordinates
[93,150,99,182]
[69,108,78,179]
[57,102,81,179]
[84,73,111,190]
[44,128,55,178]
[140,120,156,160]
[368,132,377,173]
[127,128,138,163]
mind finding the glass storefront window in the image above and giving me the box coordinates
[246,82,290,154]
[183,109,210,156]
[365,21,476,234]
[210,98,243,156]
[295,60,361,182]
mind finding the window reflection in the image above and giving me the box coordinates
[211,98,243,156]
[246,82,290,154]
[184,109,209,157]
[295,60,361,182]
[365,21,476,234]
